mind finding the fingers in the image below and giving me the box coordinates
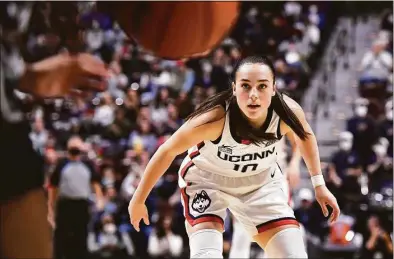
[143,214,150,226]
[75,53,109,79]
[75,76,107,92]
[328,199,341,223]
[129,214,150,232]
[318,198,341,224]
[132,220,141,232]
[318,201,329,217]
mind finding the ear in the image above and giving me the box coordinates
[232,82,236,93]
[272,84,277,96]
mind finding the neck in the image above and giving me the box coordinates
[242,109,268,129]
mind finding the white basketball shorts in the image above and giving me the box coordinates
[178,159,299,237]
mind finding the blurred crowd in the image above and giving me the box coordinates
[293,9,393,259]
[7,1,391,259]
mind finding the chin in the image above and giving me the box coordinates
[244,108,264,120]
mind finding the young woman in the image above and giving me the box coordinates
[128,56,340,258]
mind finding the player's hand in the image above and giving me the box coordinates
[128,200,150,232]
[314,185,340,223]
[19,52,109,98]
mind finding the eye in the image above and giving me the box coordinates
[241,83,250,89]
[258,84,267,89]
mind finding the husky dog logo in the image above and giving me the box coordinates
[191,190,211,213]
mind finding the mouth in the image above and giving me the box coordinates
[247,104,261,110]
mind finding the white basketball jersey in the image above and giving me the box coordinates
[184,105,284,177]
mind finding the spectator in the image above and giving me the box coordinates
[85,19,104,55]
[95,213,127,259]
[359,40,393,85]
[378,100,393,156]
[367,138,393,192]
[346,98,378,168]
[327,131,363,206]
[147,214,183,259]
[360,215,393,259]
[48,135,104,259]
[93,92,115,127]
[29,117,49,154]
[128,119,158,155]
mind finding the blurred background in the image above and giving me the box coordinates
[7,1,393,259]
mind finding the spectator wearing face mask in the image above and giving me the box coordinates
[147,214,183,259]
[93,92,115,128]
[95,213,127,259]
[85,19,104,54]
[327,131,362,205]
[367,138,393,192]
[347,98,378,169]
[48,135,104,259]
[378,101,393,156]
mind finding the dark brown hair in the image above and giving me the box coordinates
[186,56,309,145]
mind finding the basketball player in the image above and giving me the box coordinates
[0,3,108,258]
[129,56,340,258]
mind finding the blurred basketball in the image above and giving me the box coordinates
[98,2,240,59]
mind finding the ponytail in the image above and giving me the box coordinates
[271,92,309,140]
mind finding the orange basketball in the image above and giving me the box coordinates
[98,2,240,59]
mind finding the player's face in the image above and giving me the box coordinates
[233,63,275,122]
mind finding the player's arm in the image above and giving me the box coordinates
[286,132,302,166]
[131,106,225,205]
[280,96,340,222]
[285,132,302,188]
[280,97,321,177]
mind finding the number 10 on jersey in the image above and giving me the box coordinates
[233,163,258,173]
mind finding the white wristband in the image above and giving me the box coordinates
[311,175,325,188]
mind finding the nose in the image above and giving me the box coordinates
[249,88,258,101]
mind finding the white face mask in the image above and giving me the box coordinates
[117,74,128,87]
[373,144,387,157]
[355,106,367,117]
[104,223,117,234]
[224,65,233,74]
[202,63,212,73]
[339,141,352,151]
[386,110,393,120]
[285,51,300,64]
[7,3,17,17]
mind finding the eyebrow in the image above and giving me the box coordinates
[240,79,270,82]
